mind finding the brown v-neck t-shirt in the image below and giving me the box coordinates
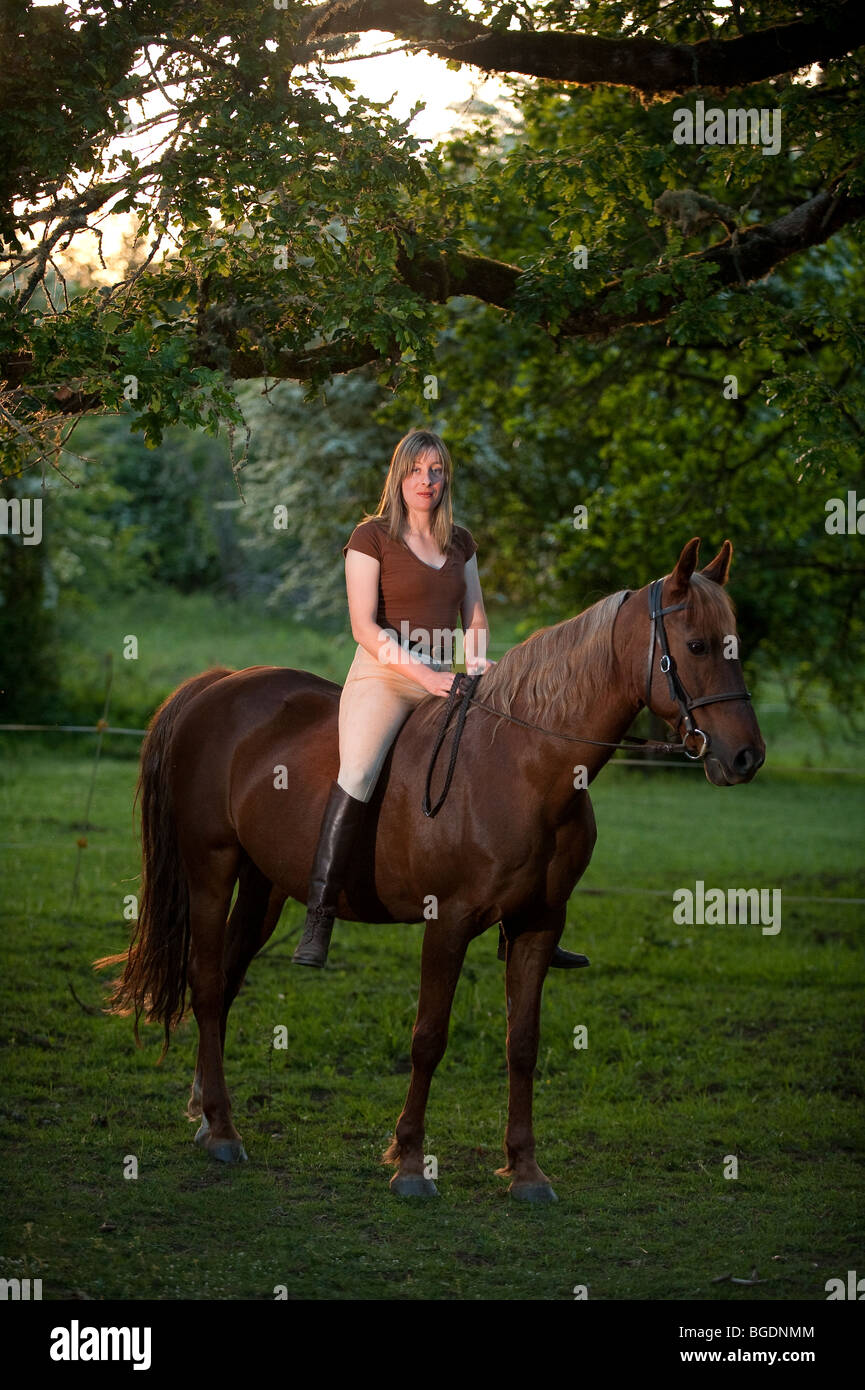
[343,517,478,638]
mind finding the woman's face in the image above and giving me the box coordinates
[401,448,445,519]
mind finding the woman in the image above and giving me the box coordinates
[292,428,587,972]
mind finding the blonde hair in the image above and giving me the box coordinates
[365,429,454,553]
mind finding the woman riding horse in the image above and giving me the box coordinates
[291,427,589,972]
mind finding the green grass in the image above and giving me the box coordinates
[1,730,862,1301]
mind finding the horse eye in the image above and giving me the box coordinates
[687,639,707,655]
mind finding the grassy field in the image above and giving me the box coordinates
[1,589,863,1301]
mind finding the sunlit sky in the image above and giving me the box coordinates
[26,3,510,280]
[327,33,509,141]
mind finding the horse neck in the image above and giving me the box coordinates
[487,609,644,791]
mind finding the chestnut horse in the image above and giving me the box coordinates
[100,538,764,1202]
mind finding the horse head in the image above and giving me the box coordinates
[644,538,765,786]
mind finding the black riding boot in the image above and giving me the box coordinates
[497,923,590,970]
[292,782,366,968]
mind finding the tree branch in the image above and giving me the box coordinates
[1,337,386,414]
[225,336,385,380]
[394,188,865,339]
[6,191,862,402]
[302,0,865,96]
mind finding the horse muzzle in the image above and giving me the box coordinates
[704,744,765,786]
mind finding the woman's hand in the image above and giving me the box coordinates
[422,668,459,698]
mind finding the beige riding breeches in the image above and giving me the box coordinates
[337,643,450,802]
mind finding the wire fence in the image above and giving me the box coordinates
[575,886,865,906]
[2,722,863,776]
[1,714,861,908]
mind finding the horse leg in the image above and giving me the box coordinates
[221,875,285,1049]
[383,919,474,1197]
[187,845,247,1163]
[187,860,281,1121]
[495,909,563,1203]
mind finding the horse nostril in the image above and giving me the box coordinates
[733,746,760,775]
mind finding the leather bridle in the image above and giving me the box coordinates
[422,576,755,815]
[645,576,752,761]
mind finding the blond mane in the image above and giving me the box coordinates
[409,569,736,742]
[476,590,630,737]
[687,570,736,630]
[460,572,735,737]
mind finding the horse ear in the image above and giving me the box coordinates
[667,537,701,599]
[701,539,733,586]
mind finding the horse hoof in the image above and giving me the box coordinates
[291,944,327,967]
[194,1123,248,1164]
[390,1174,439,1197]
[511,1182,558,1203]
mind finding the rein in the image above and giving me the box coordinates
[422,578,752,818]
[422,672,482,817]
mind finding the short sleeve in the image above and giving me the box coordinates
[343,519,384,561]
[454,526,478,561]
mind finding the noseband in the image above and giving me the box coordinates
[645,577,752,760]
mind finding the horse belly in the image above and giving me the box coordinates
[370,781,553,924]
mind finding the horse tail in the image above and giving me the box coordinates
[95,667,233,1058]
